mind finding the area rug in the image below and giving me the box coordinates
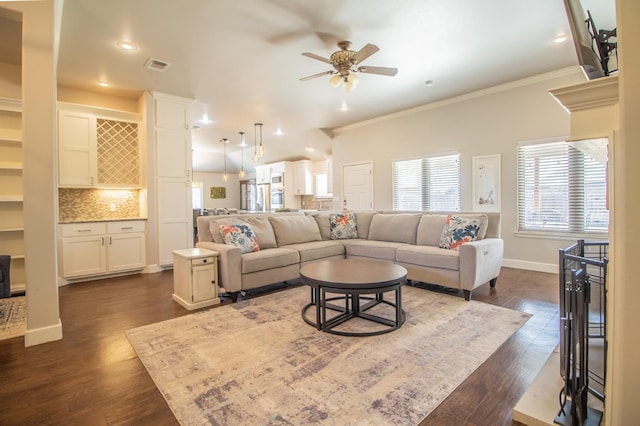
[0,296,26,341]
[126,286,530,425]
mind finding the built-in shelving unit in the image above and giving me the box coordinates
[0,97,25,294]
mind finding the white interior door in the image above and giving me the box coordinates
[342,162,373,210]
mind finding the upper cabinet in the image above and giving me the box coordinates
[58,103,141,188]
[58,110,96,186]
[293,160,313,195]
[255,165,271,184]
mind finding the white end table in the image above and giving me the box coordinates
[172,248,220,310]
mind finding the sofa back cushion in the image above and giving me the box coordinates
[309,213,331,240]
[209,216,277,249]
[269,215,322,246]
[367,213,422,244]
[354,211,377,240]
[416,214,448,246]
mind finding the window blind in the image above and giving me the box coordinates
[392,153,460,211]
[517,141,608,233]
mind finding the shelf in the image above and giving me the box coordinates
[0,162,22,170]
[0,137,21,145]
[0,196,23,202]
[0,228,24,233]
[4,255,25,260]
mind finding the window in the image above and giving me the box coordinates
[192,182,203,210]
[392,153,460,211]
[517,140,608,234]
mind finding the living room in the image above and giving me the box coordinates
[1,0,639,424]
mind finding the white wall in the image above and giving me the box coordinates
[193,172,241,210]
[332,68,591,270]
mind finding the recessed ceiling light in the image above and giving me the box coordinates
[425,80,433,87]
[199,113,212,124]
[339,102,349,112]
[98,81,109,87]
[117,40,137,51]
[554,35,568,43]
[275,127,284,136]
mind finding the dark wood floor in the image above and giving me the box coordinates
[0,267,559,425]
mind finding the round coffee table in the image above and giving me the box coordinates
[300,258,407,336]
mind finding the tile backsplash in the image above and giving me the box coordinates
[59,188,141,222]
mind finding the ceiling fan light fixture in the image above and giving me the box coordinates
[329,74,342,87]
[343,73,359,92]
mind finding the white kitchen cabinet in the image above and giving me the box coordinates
[255,165,271,184]
[59,220,146,280]
[151,92,194,267]
[106,221,146,272]
[172,248,220,310]
[293,160,313,195]
[58,105,141,188]
[58,110,96,187]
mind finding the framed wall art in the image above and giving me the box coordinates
[472,154,501,212]
[210,186,226,199]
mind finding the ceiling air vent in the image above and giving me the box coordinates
[144,57,170,72]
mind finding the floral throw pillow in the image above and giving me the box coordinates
[219,224,260,254]
[439,215,482,250]
[329,213,358,240]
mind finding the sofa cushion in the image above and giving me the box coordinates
[285,240,345,263]
[269,215,321,246]
[396,245,460,271]
[241,247,300,274]
[220,224,260,254]
[310,214,331,240]
[330,213,358,239]
[439,215,484,250]
[368,213,422,244]
[209,216,277,249]
[354,211,377,240]
[341,239,406,261]
[416,214,448,246]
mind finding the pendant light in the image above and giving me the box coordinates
[221,138,229,182]
[255,123,264,158]
[238,132,246,179]
[253,124,259,162]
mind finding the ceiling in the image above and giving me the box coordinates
[11,0,619,172]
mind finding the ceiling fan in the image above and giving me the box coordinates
[300,41,398,92]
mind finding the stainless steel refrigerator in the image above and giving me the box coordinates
[256,183,270,212]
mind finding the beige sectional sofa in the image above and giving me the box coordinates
[195,210,503,301]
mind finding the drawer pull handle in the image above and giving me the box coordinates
[77,229,92,233]
[121,226,133,230]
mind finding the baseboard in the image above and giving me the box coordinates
[25,318,63,347]
[502,258,558,274]
[143,264,165,274]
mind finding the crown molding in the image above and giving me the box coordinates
[549,74,619,113]
[333,67,582,135]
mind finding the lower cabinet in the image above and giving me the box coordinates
[60,220,146,280]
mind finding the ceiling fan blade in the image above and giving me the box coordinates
[354,43,379,64]
[302,52,332,64]
[300,70,333,81]
[357,65,398,77]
